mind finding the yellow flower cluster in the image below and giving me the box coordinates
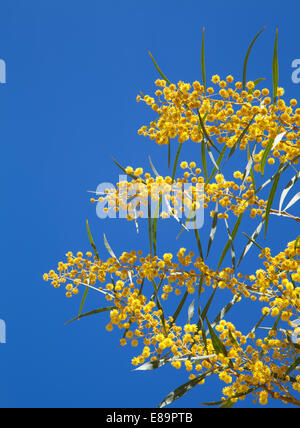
[137,77,300,168]
[91,165,268,221]
[43,238,300,405]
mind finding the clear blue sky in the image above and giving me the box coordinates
[0,0,299,408]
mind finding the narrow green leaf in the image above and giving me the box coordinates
[206,202,218,258]
[224,219,236,271]
[279,171,300,213]
[148,51,171,85]
[228,329,238,346]
[206,317,228,356]
[158,370,213,408]
[248,78,266,94]
[78,285,89,319]
[197,110,220,153]
[194,227,204,260]
[134,355,171,371]
[151,279,167,334]
[219,400,235,409]
[207,145,227,184]
[264,172,280,238]
[80,220,101,318]
[243,27,266,90]
[172,142,183,183]
[65,307,115,325]
[250,156,299,207]
[171,290,189,327]
[238,223,264,267]
[152,195,163,256]
[284,357,300,377]
[86,220,100,260]
[247,313,267,338]
[201,388,257,407]
[226,115,256,162]
[217,214,243,271]
[240,141,257,193]
[168,138,171,168]
[202,286,218,322]
[201,140,208,181]
[103,233,117,259]
[247,142,256,192]
[272,28,279,105]
[284,192,300,212]
[211,294,241,330]
[260,138,274,177]
[111,157,140,181]
[148,195,152,255]
[260,131,286,177]
[148,155,159,177]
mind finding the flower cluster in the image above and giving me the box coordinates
[45,70,300,407]
[43,239,300,406]
[137,77,300,168]
[91,165,269,222]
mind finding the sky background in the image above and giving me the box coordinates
[0,0,299,408]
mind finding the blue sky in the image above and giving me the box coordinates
[0,0,299,408]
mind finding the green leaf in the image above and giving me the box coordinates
[111,157,140,181]
[206,202,218,258]
[168,138,171,168]
[217,214,243,271]
[80,220,101,318]
[103,233,117,259]
[152,195,163,256]
[197,110,220,154]
[226,115,256,162]
[272,28,279,105]
[201,139,208,181]
[260,138,274,177]
[207,145,227,184]
[279,171,300,213]
[238,223,264,267]
[134,355,171,371]
[194,227,204,260]
[247,142,256,192]
[224,218,236,271]
[86,220,100,260]
[148,155,159,177]
[264,172,280,238]
[201,27,206,92]
[247,313,267,338]
[284,357,300,377]
[201,286,218,322]
[254,157,297,198]
[219,400,235,408]
[284,192,300,212]
[248,78,266,94]
[78,286,89,320]
[171,290,189,327]
[148,51,171,85]
[206,317,228,356]
[243,27,266,90]
[148,195,152,255]
[151,279,167,335]
[64,307,115,325]
[240,141,257,192]
[211,294,241,330]
[158,370,214,408]
[228,329,238,346]
[172,142,183,183]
